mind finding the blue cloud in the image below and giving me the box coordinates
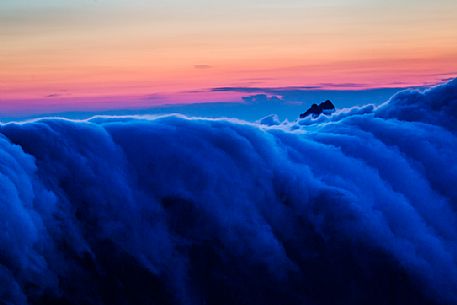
[376,78,457,131]
[0,79,457,305]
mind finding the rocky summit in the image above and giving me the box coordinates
[300,100,335,118]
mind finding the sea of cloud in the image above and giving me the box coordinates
[1,79,456,305]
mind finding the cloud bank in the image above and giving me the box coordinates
[0,79,457,305]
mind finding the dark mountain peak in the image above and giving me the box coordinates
[300,100,336,118]
[320,100,335,110]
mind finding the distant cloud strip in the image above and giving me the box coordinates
[194,65,212,69]
[211,83,410,94]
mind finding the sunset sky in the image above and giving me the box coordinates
[1,0,457,115]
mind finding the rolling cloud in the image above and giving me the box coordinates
[0,79,457,305]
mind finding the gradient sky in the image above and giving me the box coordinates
[1,0,457,115]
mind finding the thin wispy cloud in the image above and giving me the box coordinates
[194,65,213,70]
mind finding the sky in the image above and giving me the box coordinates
[1,0,457,116]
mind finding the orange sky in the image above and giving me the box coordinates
[1,0,457,113]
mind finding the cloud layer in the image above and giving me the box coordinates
[1,79,457,305]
